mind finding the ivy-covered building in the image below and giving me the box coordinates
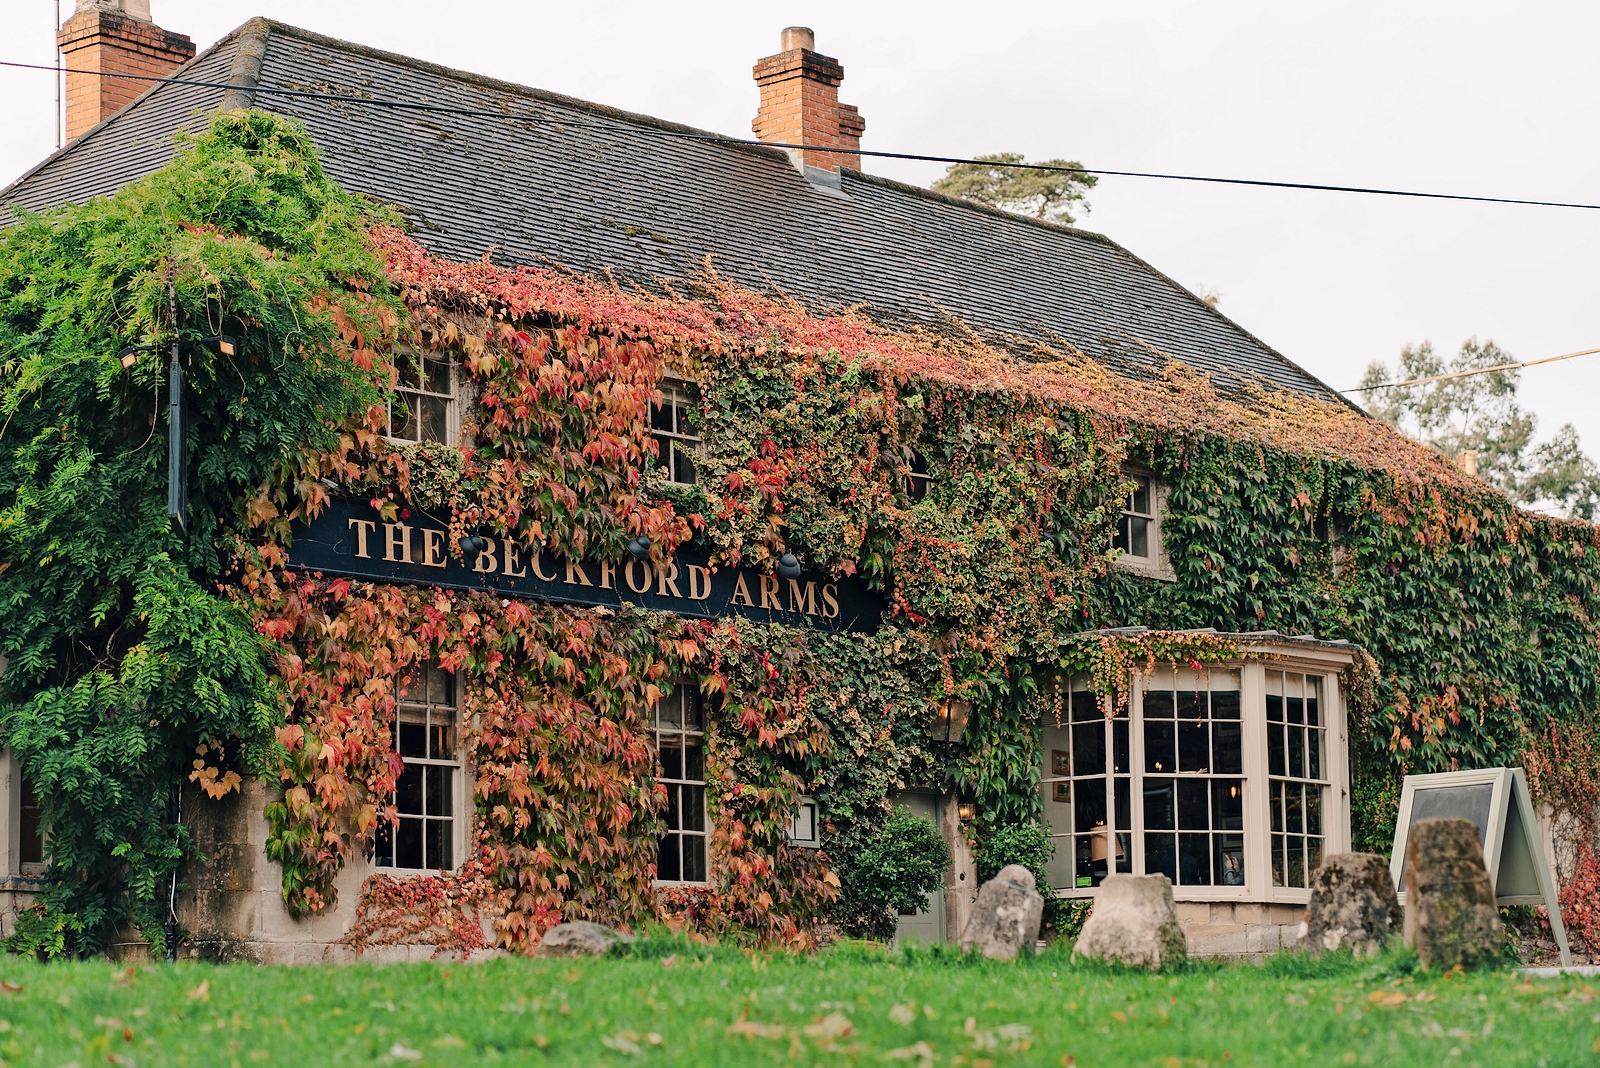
[1,7,1594,962]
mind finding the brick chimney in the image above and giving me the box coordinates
[58,0,195,142]
[752,27,865,173]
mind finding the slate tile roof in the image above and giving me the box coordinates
[2,18,1342,401]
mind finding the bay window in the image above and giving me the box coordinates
[1042,642,1352,903]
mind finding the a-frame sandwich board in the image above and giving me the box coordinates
[1390,767,1571,969]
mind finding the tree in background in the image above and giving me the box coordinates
[931,153,1097,225]
[1360,338,1600,520]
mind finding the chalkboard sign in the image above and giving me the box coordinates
[1390,767,1570,967]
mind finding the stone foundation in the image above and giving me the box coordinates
[1175,900,1308,958]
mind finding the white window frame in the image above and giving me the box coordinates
[0,749,47,879]
[652,682,709,886]
[1045,652,1351,907]
[1111,468,1175,581]
[375,664,467,873]
[787,796,821,848]
[650,379,703,486]
[385,347,462,447]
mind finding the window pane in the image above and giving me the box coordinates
[1073,722,1106,776]
[1144,832,1176,883]
[399,721,427,759]
[683,834,707,883]
[397,765,424,815]
[1210,690,1240,719]
[1114,831,1133,874]
[19,777,43,865]
[396,818,423,869]
[1268,723,1286,776]
[1213,779,1244,831]
[684,742,704,782]
[664,783,680,831]
[1287,696,1304,725]
[1112,719,1130,773]
[1143,691,1174,719]
[1270,780,1284,832]
[397,356,421,390]
[1308,728,1322,780]
[1286,783,1304,834]
[672,442,698,485]
[425,817,452,870]
[650,399,673,432]
[1272,835,1286,887]
[1288,838,1306,888]
[429,719,454,760]
[1306,786,1322,836]
[1144,721,1175,773]
[658,734,683,780]
[683,689,704,730]
[1115,777,1131,831]
[682,786,705,832]
[1177,691,1202,721]
[393,395,419,441]
[1178,718,1209,773]
[1288,726,1305,778]
[1266,693,1284,723]
[1128,516,1149,557]
[1143,779,1175,830]
[1074,835,1100,888]
[421,394,449,443]
[1044,781,1073,835]
[1177,779,1210,830]
[1131,477,1150,515]
[1071,690,1101,721]
[424,355,450,394]
[1308,836,1324,875]
[1216,833,1246,886]
[1178,833,1212,885]
[1306,689,1320,727]
[426,765,453,817]
[1074,777,1107,833]
[375,820,394,867]
[657,834,681,881]
[656,692,683,729]
[1212,718,1243,775]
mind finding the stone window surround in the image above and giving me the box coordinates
[1111,466,1176,582]
[1045,649,1353,908]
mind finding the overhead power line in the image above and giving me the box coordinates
[1344,346,1600,394]
[6,57,1600,212]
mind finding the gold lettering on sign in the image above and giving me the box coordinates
[530,548,559,582]
[786,579,817,616]
[625,560,652,594]
[599,560,617,590]
[821,584,840,619]
[565,560,594,587]
[503,540,530,578]
[348,518,376,559]
[687,565,712,601]
[759,574,781,610]
[383,523,413,563]
[420,528,447,568]
[730,572,755,607]
[473,537,498,574]
[656,560,684,599]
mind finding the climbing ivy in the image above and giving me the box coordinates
[4,110,1597,956]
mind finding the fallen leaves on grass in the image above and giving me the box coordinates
[0,982,20,994]
[388,1043,422,1061]
[727,1020,786,1039]
[889,1004,916,1026]
[189,980,210,1002]
[1367,990,1406,1006]
[884,1041,936,1068]
[964,1016,1033,1052]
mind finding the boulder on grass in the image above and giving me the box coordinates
[1073,874,1186,969]
[958,864,1044,960]
[534,921,631,958]
[1403,818,1503,970]
[1305,852,1402,957]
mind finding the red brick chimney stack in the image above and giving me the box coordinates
[58,0,195,142]
[752,27,865,173]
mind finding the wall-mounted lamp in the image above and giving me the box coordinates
[458,534,489,558]
[777,552,802,580]
[956,800,976,822]
[625,535,652,561]
[931,698,972,743]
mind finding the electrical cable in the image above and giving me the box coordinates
[1343,346,1600,393]
[5,57,1600,211]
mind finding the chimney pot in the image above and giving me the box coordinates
[58,0,193,141]
[781,26,815,52]
[752,27,864,174]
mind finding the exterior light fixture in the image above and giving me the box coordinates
[956,800,976,821]
[931,698,973,743]
[458,534,489,558]
[777,552,802,580]
[625,535,652,561]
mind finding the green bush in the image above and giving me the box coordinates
[835,808,950,942]
[976,821,1095,941]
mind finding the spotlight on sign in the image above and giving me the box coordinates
[626,535,652,561]
[458,535,488,557]
[777,552,802,580]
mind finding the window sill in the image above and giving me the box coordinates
[653,880,711,888]
[372,867,458,877]
[1111,552,1175,582]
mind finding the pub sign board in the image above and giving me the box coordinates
[287,498,885,635]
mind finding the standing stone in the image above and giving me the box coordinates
[958,864,1044,960]
[1074,874,1187,969]
[1305,853,1403,957]
[1403,818,1503,970]
[533,921,631,958]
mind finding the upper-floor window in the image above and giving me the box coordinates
[650,381,701,486]
[905,449,932,502]
[652,682,707,884]
[387,349,458,445]
[1111,471,1174,581]
[376,663,460,872]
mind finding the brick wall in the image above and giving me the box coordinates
[58,10,195,142]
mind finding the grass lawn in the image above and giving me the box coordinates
[0,939,1594,1067]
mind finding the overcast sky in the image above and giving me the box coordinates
[4,1,1597,450]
